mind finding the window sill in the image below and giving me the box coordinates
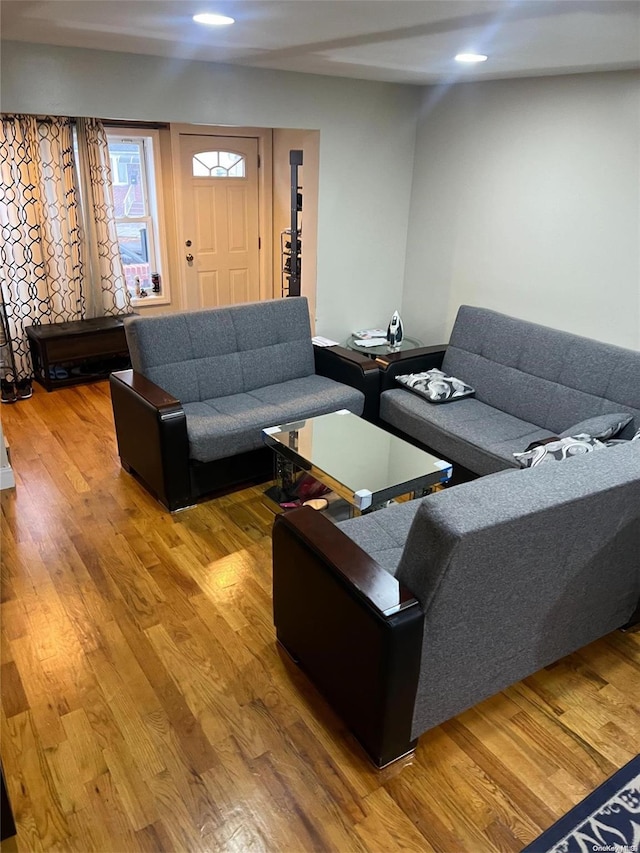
[130,295,171,308]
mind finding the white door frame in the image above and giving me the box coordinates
[170,124,273,308]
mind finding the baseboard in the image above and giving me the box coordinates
[0,464,15,490]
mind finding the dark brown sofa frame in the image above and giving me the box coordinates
[272,505,425,768]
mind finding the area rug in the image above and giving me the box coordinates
[521,754,640,853]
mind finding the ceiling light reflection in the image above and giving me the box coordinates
[193,13,235,26]
[455,53,488,63]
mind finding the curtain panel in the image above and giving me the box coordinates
[0,115,84,383]
[76,118,131,318]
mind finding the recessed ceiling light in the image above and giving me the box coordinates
[455,53,488,63]
[193,13,235,26]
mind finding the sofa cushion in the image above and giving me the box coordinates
[441,306,640,439]
[125,298,316,404]
[380,390,556,475]
[395,368,475,404]
[559,413,633,441]
[184,375,365,462]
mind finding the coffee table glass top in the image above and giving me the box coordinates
[262,410,452,511]
[345,334,422,356]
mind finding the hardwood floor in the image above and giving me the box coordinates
[1,381,638,852]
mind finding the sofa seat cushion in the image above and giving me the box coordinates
[337,500,422,575]
[380,389,556,475]
[184,375,365,462]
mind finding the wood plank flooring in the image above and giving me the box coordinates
[1,381,639,852]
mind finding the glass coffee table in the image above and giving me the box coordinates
[262,409,452,516]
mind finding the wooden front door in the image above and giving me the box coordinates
[180,134,260,309]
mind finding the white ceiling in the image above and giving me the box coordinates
[2,0,639,85]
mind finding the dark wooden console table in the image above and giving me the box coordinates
[26,315,133,391]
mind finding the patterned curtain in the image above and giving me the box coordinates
[75,118,131,318]
[0,114,132,394]
[0,115,84,387]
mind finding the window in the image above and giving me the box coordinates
[109,152,129,186]
[192,150,246,178]
[106,130,166,302]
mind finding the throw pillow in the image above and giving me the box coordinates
[395,368,475,404]
[514,434,606,468]
[559,413,633,442]
[633,427,640,442]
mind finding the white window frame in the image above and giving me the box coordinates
[109,152,128,186]
[106,127,170,307]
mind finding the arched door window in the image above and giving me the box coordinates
[192,150,246,178]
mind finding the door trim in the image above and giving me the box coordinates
[170,124,273,309]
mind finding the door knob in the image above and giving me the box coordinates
[186,254,194,262]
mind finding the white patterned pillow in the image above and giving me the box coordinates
[633,427,640,442]
[514,434,606,468]
[396,368,475,404]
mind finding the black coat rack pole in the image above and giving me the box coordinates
[288,149,303,297]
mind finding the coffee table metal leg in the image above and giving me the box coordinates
[410,484,446,500]
[275,454,298,495]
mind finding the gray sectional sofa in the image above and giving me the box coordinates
[272,439,640,767]
[110,297,378,510]
[379,306,640,475]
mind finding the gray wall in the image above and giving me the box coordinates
[3,43,638,351]
[402,71,640,349]
[1,41,420,342]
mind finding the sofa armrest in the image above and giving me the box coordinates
[314,345,381,422]
[377,345,447,392]
[272,507,424,767]
[109,370,192,511]
[111,368,182,410]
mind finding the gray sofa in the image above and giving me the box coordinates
[272,439,640,767]
[110,297,377,510]
[380,306,640,475]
